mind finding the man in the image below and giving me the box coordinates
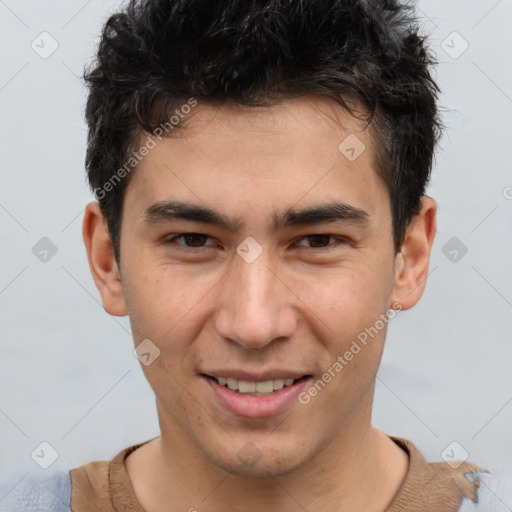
[1,0,509,510]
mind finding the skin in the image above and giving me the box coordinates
[83,95,437,511]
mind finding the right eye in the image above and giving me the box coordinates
[163,233,218,250]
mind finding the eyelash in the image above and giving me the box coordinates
[163,233,348,253]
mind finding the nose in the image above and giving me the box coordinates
[213,250,297,350]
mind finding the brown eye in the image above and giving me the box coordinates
[165,233,215,248]
[306,235,332,248]
[295,234,342,249]
[181,234,208,247]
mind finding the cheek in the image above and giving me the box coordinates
[124,260,215,336]
[123,262,229,387]
[289,261,394,382]
[289,262,390,325]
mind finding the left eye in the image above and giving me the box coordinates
[294,234,342,249]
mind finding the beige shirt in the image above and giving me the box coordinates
[69,437,484,511]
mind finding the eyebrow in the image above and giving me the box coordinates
[142,200,369,233]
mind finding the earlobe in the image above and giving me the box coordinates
[82,201,128,316]
[390,196,437,311]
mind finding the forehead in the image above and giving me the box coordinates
[124,96,388,224]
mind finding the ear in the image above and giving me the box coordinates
[390,196,437,311]
[82,201,128,316]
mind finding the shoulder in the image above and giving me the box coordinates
[69,443,147,511]
[391,436,511,511]
[457,470,512,511]
[0,471,71,512]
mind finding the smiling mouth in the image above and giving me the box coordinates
[203,375,311,396]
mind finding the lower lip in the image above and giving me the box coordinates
[203,376,310,419]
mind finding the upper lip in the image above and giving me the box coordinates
[202,370,310,382]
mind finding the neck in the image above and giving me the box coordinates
[126,408,408,512]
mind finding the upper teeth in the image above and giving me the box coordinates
[215,377,297,393]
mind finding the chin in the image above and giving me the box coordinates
[198,435,314,478]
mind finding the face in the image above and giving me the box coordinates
[86,95,433,477]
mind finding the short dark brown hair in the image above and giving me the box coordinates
[84,0,442,264]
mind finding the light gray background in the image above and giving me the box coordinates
[1,0,511,490]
